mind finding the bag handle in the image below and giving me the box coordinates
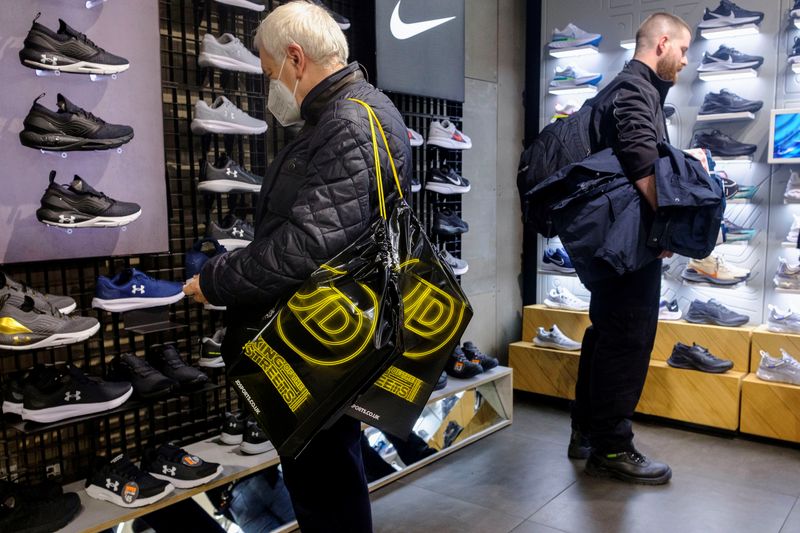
[347,98,404,220]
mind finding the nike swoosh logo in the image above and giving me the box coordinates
[390,0,456,40]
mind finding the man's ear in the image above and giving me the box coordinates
[657,35,670,56]
[286,43,306,76]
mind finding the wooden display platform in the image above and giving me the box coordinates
[652,320,753,372]
[740,374,800,444]
[509,341,578,399]
[750,327,800,369]
[522,304,590,344]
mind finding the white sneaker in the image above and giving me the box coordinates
[544,286,589,311]
[785,214,800,244]
[767,305,800,334]
[198,34,262,74]
[427,120,472,150]
[757,349,800,386]
[785,170,800,202]
[550,65,602,87]
[191,96,268,135]
[548,23,602,49]
[533,324,581,351]
[440,249,468,276]
[407,127,424,147]
[774,257,800,290]
[659,299,683,321]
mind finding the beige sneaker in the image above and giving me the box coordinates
[686,254,749,284]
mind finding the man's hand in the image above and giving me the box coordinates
[635,174,658,211]
[183,275,208,304]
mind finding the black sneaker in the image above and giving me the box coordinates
[146,344,209,391]
[0,270,75,314]
[240,418,270,454]
[205,215,254,250]
[425,167,471,195]
[668,342,734,373]
[462,341,499,371]
[692,130,757,157]
[107,353,176,400]
[793,0,800,19]
[220,411,247,445]
[410,175,421,193]
[37,171,141,228]
[199,154,263,194]
[433,371,448,391]
[21,364,133,423]
[699,89,763,115]
[0,481,81,533]
[141,444,223,489]
[664,104,676,119]
[445,346,484,379]
[790,37,800,64]
[200,328,225,368]
[18,14,130,75]
[719,173,739,199]
[697,45,764,72]
[698,0,764,29]
[20,93,134,152]
[585,450,672,485]
[310,0,351,29]
[685,298,749,326]
[433,209,469,236]
[2,365,51,416]
[85,454,173,508]
[568,429,592,459]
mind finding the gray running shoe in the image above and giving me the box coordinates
[533,324,581,351]
[1,271,75,314]
[767,305,800,334]
[757,350,800,386]
[0,294,99,351]
[205,215,254,250]
[191,96,268,135]
[774,257,800,290]
[433,209,468,236]
[685,298,749,327]
[199,154,263,193]
[197,34,261,74]
[200,328,225,368]
[440,249,468,275]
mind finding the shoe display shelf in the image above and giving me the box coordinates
[548,45,599,59]
[699,24,760,41]
[740,328,800,444]
[509,305,749,430]
[61,366,513,533]
[792,63,800,75]
[695,111,756,123]
[698,69,758,82]
[548,85,598,97]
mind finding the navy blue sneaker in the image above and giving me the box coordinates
[698,1,764,29]
[185,238,227,280]
[541,247,575,273]
[793,0,800,19]
[92,269,185,312]
[698,45,763,72]
[699,89,763,115]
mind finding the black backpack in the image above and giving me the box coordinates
[516,104,594,238]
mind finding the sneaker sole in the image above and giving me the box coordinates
[548,36,602,49]
[681,269,745,286]
[533,338,581,351]
[426,138,472,150]
[0,322,100,351]
[22,58,130,75]
[240,441,271,454]
[214,0,266,11]
[543,298,589,311]
[684,314,748,327]
[215,238,251,250]
[220,432,243,445]
[38,210,142,228]
[149,465,223,489]
[585,461,672,485]
[86,482,174,508]
[756,369,800,386]
[766,323,800,334]
[2,400,22,415]
[666,357,733,373]
[198,180,261,193]
[197,53,262,74]
[540,263,576,274]
[697,60,762,72]
[190,119,267,135]
[22,387,133,423]
[425,183,471,194]
[20,130,134,151]
[199,357,225,368]
[92,292,185,312]
[697,17,762,29]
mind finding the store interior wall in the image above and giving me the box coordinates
[460,0,526,363]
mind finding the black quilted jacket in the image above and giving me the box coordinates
[199,63,411,311]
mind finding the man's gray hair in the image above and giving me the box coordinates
[255,1,349,67]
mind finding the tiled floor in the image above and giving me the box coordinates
[370,394,800,533]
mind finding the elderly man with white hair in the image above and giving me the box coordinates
[183,2,411,531]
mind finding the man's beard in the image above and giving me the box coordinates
[656,55,680,82]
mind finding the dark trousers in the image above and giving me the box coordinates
[281,415,373,533]
[571,259,662,453]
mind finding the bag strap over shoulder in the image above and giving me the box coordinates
[347,98,404,220]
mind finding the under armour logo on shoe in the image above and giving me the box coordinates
[226,168,238,178]
[105,479,119,491]
[232,228,244,238]
[131,285,146,295]
[64,391,81,401]
[162,465,177,476]
[41,54,58,65]
[58,215,76,224]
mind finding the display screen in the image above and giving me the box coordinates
[769,109,800,164]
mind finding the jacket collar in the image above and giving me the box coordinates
[626,59,673,105]
[300,62,364,125]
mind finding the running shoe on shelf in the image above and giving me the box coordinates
[92,269,185,312]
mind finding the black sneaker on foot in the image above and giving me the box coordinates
[85,454,173,508]
[0,482,81,533]
[220,411,247,445]
[107,353,176,400]
[240,418,270,454]
[568,429,592,459]
[146,344,209,391]
[585,450,672,485]
[141,444,223,489]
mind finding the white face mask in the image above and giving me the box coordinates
[268,56,302,127]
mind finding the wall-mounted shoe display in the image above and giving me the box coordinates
[205,215,254,250]
[85,454,174,508]
[698,89,762,115]
[425,167,471,194]
[146,344,209,391]
[0,294,99,351]
[92,269,185,312]
[698,1,764,29]
[199,154,264,193]
[691,130,757,157]
[220,411,247,445]
[548,23,601,49]
[697,45,764,72]
[549,65,602,87]
[185,238,228,281]
[658,299,682,321]
[198,33,262,74]
[191,96,268,135]
[200,328,225,368]
[141,444,222,489]
[682,256,751,286]
[240,418,271,454]
[541,246,575,274]
[433,208,468,236]
[107,353,176,400]
[0,271,75,314]
[427,120,471,150]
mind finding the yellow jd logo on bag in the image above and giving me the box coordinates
[401,272,466,359]
[277,280,379,366]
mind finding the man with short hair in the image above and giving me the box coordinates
[569,12,691,485]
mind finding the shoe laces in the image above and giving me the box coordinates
[110,455,144,480]
[122,355,158,378]
[74,107,105,124]
[779,350,800,369]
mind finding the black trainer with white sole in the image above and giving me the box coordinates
[220,411,247,445]
[240,418,271,454]
[21,365,132,424]
[37,172,141,228]
[107,354,176,400]
[425,167,471,194]
[2,365,50,417]
[85,454,173,508]
[146,344,209,390]
[142,444,223,489]
[19,14,130,75]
